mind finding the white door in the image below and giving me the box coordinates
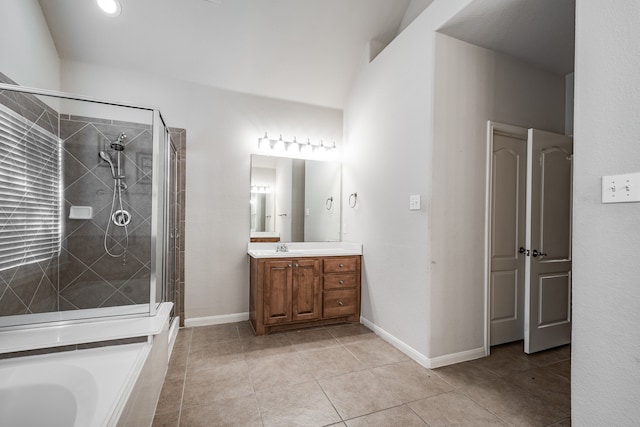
[490,132,527,345]
[524,129,573,354]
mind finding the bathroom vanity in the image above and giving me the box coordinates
[248,242,362,335]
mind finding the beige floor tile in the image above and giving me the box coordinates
[247,352,314,391]
[461,377,570,426]
[327,323,376,345]
[432,359,500,388]
[190,323,240,347]
[318,369,403,419]
[408,391,508,426]
[167,348,189,374]
[344,338,409,368]
[490,340,524,355]
[256,380,341,427]
[236,321,256,338]
[152,410,179,427]
[182,360,253,408]
[285,327,341,352]
[179,395,263,427]
[155,375,185,414]
[527,345,571,367]
[299,346,366,379]
[548,418,571,426]
[545,359,571,380]
[505,367,571,401]
[172,328,192,352]
[371,360,453,402]
[187,340,244,371]
[345,405,426,426]
[468,350,537,377]
[242,332,295,360]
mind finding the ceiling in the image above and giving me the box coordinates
[439,0,575,75]
[38,0,574,110]
[39,0,419,109]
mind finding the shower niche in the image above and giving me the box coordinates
[0,78,184,328]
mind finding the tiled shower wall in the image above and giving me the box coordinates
[0,72,186,320]
[169,128,186,326]
[59,115,154,309]
[0,72,59,315]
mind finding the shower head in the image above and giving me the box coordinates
[110,132,127,151]
[99,151,116,178]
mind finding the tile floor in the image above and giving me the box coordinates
[152,323,570,426]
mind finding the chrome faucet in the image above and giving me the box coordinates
[276,243,289,253]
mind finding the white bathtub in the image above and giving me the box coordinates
[0,343,150,427]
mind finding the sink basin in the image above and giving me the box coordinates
[247,242,362,258]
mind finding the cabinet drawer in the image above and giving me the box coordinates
[324,274,357,290]
[323,289,357,318]
[323,257,358,274]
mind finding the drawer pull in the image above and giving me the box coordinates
[338,300,344,306]
[339,263,344,268]
[339,280,344,285]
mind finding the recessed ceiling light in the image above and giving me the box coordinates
[97,0,121,16]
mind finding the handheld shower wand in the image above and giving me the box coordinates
[99,151,116,178]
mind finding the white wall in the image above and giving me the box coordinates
[343,0,474,361]
[60,60,342,321]
[430,34,565,358]
[572,0,640,424]
[344,0,565,364]
[0,0,60,94]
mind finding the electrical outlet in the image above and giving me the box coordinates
[409,195,421,210]
[602,173,640,203]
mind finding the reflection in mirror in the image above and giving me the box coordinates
[250,154,341,242]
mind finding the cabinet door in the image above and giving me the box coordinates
[264,260,293,325]
[292,258,321,321]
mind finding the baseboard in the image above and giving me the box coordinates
[428,346,487,368]
[360,316,487,369]
[184,312,249,328]
[360,317,432,368]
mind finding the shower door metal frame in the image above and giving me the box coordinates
[0,82,169,325]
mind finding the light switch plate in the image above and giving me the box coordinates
[602,173,640,203]
[409,194,421,210]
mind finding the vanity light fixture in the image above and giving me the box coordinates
[257,132,338,159]
[251,185,272,194]
[97,0,122,16]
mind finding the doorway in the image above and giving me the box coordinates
[486,121,573,354]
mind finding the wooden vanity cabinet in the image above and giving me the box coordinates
[250,255,361,335]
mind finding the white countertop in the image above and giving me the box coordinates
[248,241,363,258]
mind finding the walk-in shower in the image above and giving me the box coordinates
[0,78,182,329]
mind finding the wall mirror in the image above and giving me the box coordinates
[250,154,341,242]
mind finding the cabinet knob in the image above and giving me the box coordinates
[339,263,344,268]
[339,280,344,285]
[338,300,344,306]
[288,264,292,268]
[294,263,299,268]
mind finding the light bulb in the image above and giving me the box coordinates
[258,133,271,151]
[274,135,285,152]
[303,139,314,155]
[97,0,121,16]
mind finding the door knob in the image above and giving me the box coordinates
[532,249,547,258]
[519,247,530,256]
